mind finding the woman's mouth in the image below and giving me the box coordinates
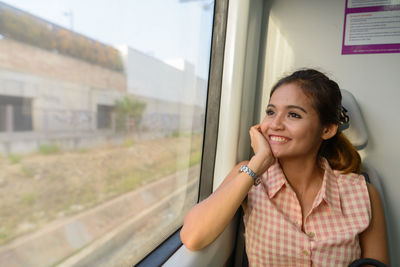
[269,135,290,144]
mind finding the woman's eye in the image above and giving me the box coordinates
[266,109,274,116]
[288,112,301,118]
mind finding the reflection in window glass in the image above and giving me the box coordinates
[0,1,214,266]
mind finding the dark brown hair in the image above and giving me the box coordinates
[270,68,361,174]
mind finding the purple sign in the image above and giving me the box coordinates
[342,0,400,55]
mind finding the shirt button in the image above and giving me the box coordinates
[302,249,309,256]
[308,232,315,238]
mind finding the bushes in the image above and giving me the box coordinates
[38,144,60,155]
[115,97,146,133]
[0,4,124,72]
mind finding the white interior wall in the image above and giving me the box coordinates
[260,0,400,265]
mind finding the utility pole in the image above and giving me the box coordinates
[62,9,74,31]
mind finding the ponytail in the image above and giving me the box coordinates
[319,132,361,174]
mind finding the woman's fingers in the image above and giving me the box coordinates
[249,125,271,156]
[248,124,275,174]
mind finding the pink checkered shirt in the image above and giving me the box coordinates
[244,158,371,267]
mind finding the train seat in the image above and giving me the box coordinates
[339,89,389,266]
[340,89,388,212]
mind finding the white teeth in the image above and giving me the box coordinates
[270,136,287,142]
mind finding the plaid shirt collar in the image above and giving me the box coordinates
[263,158,342,215]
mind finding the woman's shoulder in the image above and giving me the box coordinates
[334,170,366,183]
[333,171,370,201]
[323,157,367,185]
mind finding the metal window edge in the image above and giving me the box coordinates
[135,229,183,267]
[198,0,230,202]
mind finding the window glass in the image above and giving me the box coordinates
[0,0,214,266]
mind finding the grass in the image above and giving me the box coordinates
[189,150,202,166]
[123,138,135,147]
[164,130,193,138]
[122,174,142,189]
[0,133,203,246]
[0,231,9,245]
[171,130,180,137]
[38,144,60,155]
[106,141,202,196]
[76,148,88,153]
[21,166,35,177]
[21,193,36,206]
[8,154,22,164]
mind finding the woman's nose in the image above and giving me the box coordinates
[270,114,284,130]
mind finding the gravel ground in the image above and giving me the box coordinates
[0,134,203,246]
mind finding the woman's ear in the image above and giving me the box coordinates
[321,124,338,140]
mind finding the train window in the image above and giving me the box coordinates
[0,1,214,266]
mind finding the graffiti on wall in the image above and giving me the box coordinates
[44,109,93,131]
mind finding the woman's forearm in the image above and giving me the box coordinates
[180,168,253,251]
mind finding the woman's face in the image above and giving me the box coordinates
[260,83,332,160]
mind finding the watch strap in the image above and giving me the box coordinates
[239,164,261,185]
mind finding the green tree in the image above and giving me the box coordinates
[115,97,146,133]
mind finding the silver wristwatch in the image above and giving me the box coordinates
[239,164,261,186]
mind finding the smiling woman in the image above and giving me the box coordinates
[180,69,389,266]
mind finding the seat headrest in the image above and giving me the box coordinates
[341,89,368,150]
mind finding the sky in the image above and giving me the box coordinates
[1,0,214,78]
